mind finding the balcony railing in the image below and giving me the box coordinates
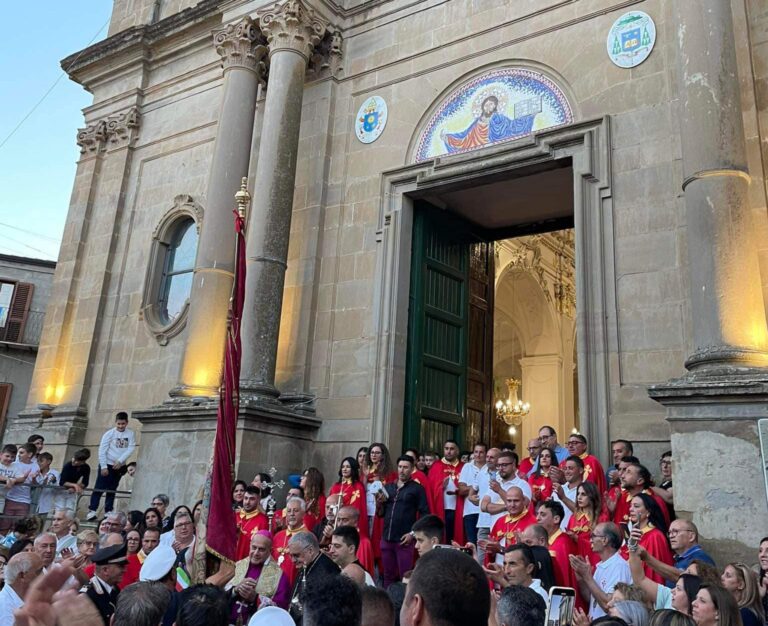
[0,310,46,347]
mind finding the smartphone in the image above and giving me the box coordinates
[545,587,575,626]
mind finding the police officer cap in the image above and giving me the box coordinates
[91,542,128,566]
[140,544,177,582]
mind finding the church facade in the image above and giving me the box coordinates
[9,0,768,561]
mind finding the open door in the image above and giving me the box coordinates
[404,203,494,452]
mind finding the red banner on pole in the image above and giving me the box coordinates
[204,203,247,563]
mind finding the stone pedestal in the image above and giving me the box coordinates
[11,407,88,473]
[131,402,320,509]
[648,378,768,563]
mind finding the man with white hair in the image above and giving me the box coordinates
[51,508,77,557]
[271,496,308,587]
[0,552,43,625]
[287,531,339,624]
[33,532,57,572]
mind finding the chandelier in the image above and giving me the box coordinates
[495,378,530,426]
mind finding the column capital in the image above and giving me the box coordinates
[258,0,327,60]
[213,16,268,74]
[105,106,140,149]
[76,120,107,154]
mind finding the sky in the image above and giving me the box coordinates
[0,3,114,261]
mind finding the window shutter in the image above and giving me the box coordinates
[3,282,33,343]
[0,383,11,440]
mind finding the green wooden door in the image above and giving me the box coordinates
[405,204,493,452]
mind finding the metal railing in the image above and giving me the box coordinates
[0,482,133,527]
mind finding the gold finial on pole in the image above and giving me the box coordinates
[235,176,250,218]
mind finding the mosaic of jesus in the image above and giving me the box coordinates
[413,68,574,162]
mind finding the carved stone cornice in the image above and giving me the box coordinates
[76,106,141,154]
[213,16,268,75]
[105,106,140,148]
[76,120,108,154]
[259,0,328,60]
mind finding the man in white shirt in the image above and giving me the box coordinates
[484,543,549,604]
[87,411,136,520]
[457,442,487,545]
[552,455,585,529]
[51,509,77,557]
[480,451,532,531]
[569,522,631,619]
[470,447,499,564]
[0,552,43,626]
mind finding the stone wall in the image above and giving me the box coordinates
[14,0,768,547]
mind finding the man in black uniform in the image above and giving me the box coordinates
[84,542,128,625]
[287,531,339,625]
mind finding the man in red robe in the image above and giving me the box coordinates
[235,486,269,561]
[536,500,582,608]
[271,496,309,588]
[428,439,465,544]
[336,505,375,575]
[485,486,536,565]
[612,463,670,528]
[562,434,606,494]
[518,439,541,478]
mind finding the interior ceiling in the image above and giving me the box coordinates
[422,165,574,233]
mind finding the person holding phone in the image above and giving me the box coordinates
[625,493,674,584]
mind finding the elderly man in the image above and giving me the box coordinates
[518,439,541,477]
[569,522,631,619]
[51,508,77,557]
[637,519,714,586]
[287,531,340,623]
[0,552,43,625]
[228,530,290,623]
[313,492,342,549]
[112,582,170,626]
[485,487,536,565]
[272,496,309,587]
[33,532,57,572]
[85,543,129,625]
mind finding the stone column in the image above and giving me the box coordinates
[240,0,327,398]
[172,17,267,397]
[674,0,768,371]
[647,0,768,563]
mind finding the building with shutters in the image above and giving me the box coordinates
[0,255,56,437]
[7,0,768,562]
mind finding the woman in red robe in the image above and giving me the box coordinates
[300,467,326,532]
[625,493,674,584]
[566,481,607,567]
[528,447,555,503]
[366,443,397,568]
[328,456,368,539]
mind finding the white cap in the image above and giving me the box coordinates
[139,545,177,582]
[248,606,294,626]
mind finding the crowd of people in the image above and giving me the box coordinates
[0,412,765,626]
